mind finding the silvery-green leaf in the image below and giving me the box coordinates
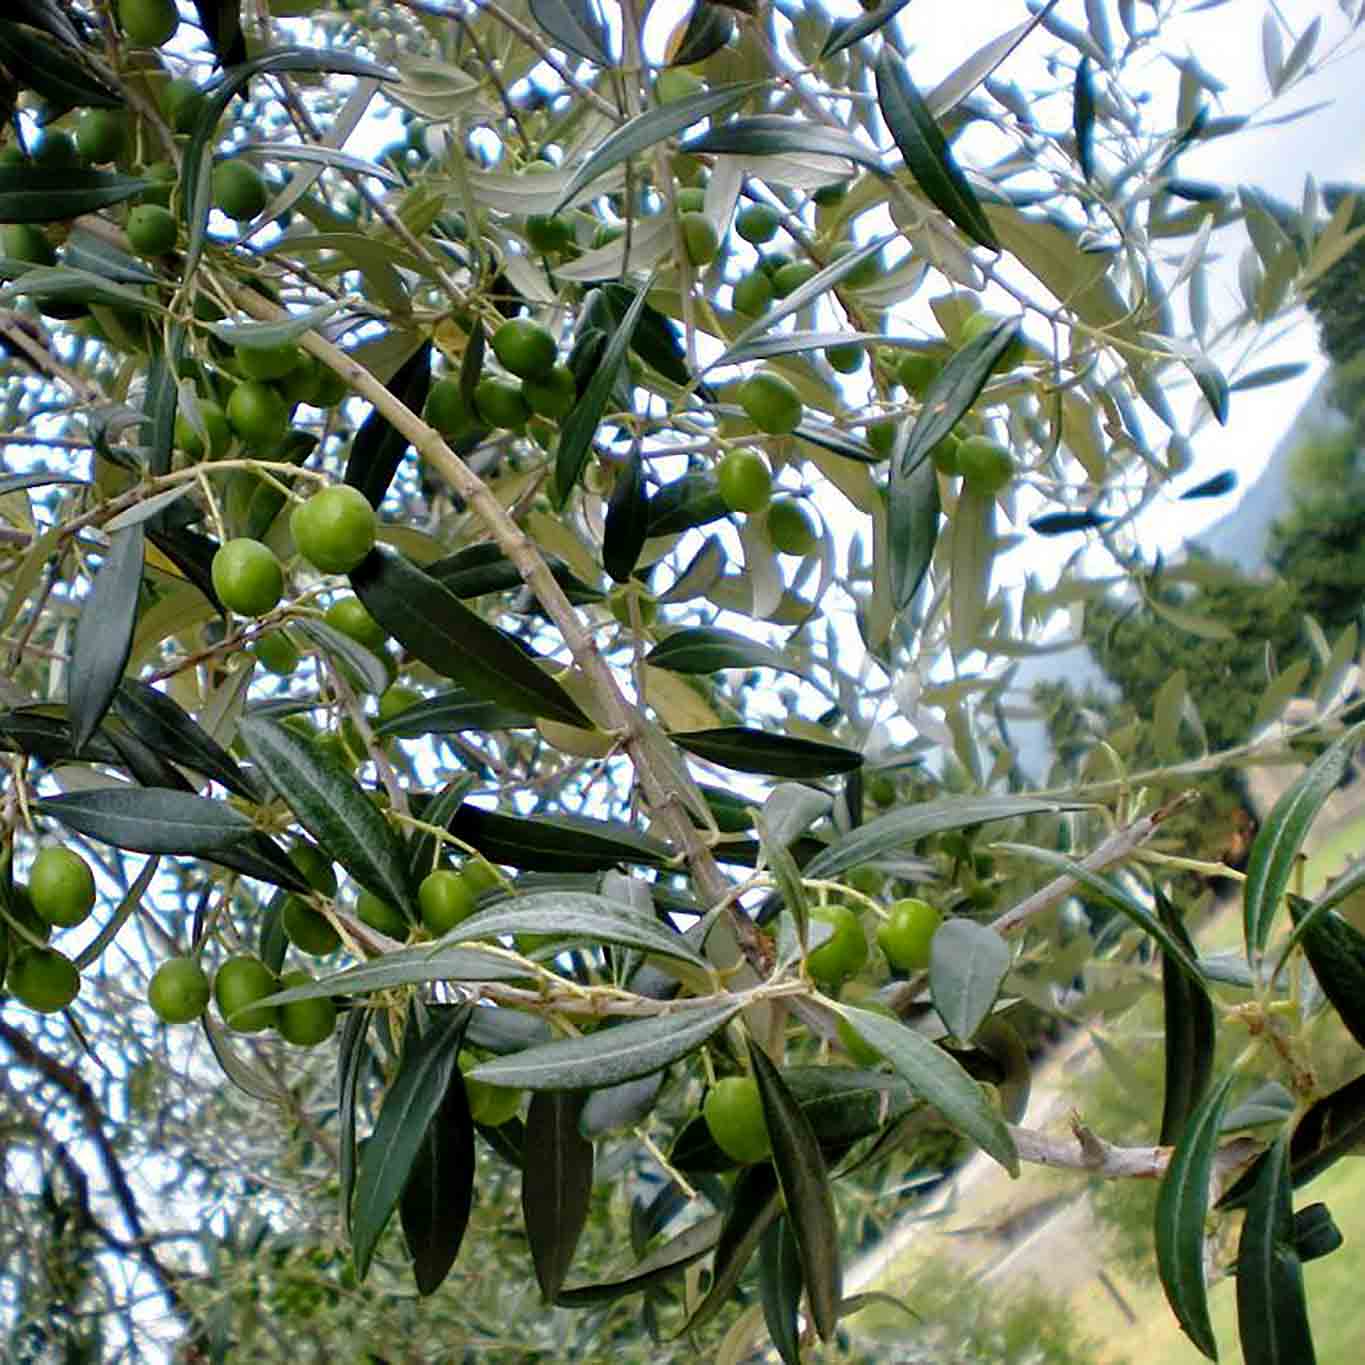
[470,1000,742,1091]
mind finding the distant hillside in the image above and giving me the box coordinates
[1007,370,1345,778]
[1193,371,1347,570]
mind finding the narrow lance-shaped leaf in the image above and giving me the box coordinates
[948,482,994,658]
[806,795,1081,882]
[1274,847,1365,978]
[645,628,801,678]
[556,281,652,504]
[528,0,613,66]
[554,83,763,214]
[1186,352,1230,425]
[711,236,894,369]
[758,809,810,952]
[344,338,431,507]
[1181,470,1237,500]
[400,1028,476,1295]
[0,169,151,224]
[35,787,254,857]
[0,17,123,107]
[1074,58,1096,182]
[261,946,531,1009]
[522,1090,594,1301]
[208,830,314,894]
[888,441,940,609]
[683,116,886,179]
[0,472,86,496]
[144,329,186,479]
[426,543,603,605]
[349,548,590,729]
[1222,1074,1365,1211]
[1243,721,1365,957]
[444,892,707,968]
[448,805,670,873]
[293,618,391,699]
[458,318,486,408]
[237,714,418,920]
[821,0,917,60]
[600,283,700,392]
[74,852,159,971]
[1154,1071,1235,1361]
[555,1212,723,1305]
[0,266,160,315]
[0,709,120,767]
[257,892,289,976]
[1236,1133,1316,1365]
[375,689,531,739]
[579,1071,664,1139]
[338,1008,370,1237]
[840,1004,1018,1173]
[147,524,223,612]
[718,329,886,368]
[646,475,729,537]
[352,1005,472,1280]
[672,727,863,779]
[68,524,144,752]
[876,50,1000,251]
[925,6,1063,117]
[407,774,476,884]
[469,999,743,1092]
[1286,898,1365,1049]
[896,317,1022,478]
[1030,509,1111,535]
[192,0,246,67]
[748,1043,841,1341]
[1157,890,1216,1145]
[1230,363,1308,392]
[603,448,649,584]
[761,783,832,854]
[205,303,342,350]
[113,678,258,802]
[681,1162,780,1336]
[670,3,733,66]
[105,723,193,792]
[63,226,159,286]
[758,1216,804,1365]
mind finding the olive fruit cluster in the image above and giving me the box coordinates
[425,317,575,439]
[794,894,945,992]
[2,847,100,1013]
[205,955,337,1046]
[715,448,818,558]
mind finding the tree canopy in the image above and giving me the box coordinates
[2,2,1365,1362]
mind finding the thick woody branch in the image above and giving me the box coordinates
[1009,1116,1260,1188]
[231,291,767,975]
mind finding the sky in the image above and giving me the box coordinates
[905,0,1365,559]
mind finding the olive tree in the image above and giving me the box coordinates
[1,1,1364,1361]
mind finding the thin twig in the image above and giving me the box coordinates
[0,1020,208,1344]
[989,792,1197,937]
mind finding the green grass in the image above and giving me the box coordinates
[861,800,1365,1364]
